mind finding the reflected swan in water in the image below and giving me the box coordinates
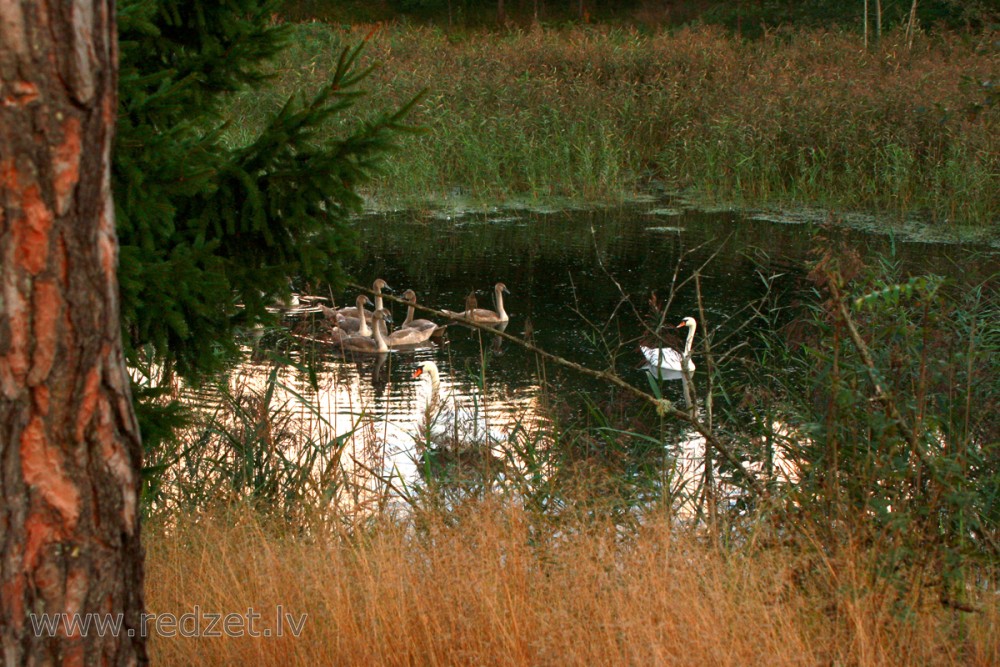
[368,352,389,397]
[443,282,510,324]
[642,316,697,373]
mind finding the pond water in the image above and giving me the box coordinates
[209,200,997,504]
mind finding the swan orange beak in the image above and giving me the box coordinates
[675,322,686,328]
[412,368,423,378]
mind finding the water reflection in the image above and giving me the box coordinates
[239,328,544,508]
[184,201,989,512]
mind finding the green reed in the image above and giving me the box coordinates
[221,22,998,226]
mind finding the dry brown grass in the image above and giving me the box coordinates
[145,502,999,666]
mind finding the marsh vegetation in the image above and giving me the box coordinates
[128,4,1000,662]
[224,22,999,227]
[143,206,999,664]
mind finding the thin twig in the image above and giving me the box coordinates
[351,282,766,497]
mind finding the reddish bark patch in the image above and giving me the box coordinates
[102,93,115,124]
[1,81,40,106]
[53,117,82,215]
[97,215,116,282]
[23,512,60,572]
[62,644,84,667]
[15,185,53,275]
[0,158,17,188]
[28,278,62,385]
[33,385,50,416]
[1,577,26,632]
[76,366,100,442]
[21,415,81,528]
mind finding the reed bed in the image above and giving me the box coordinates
[145,501,998,666]
[225,22,999,225]
[139,238,998,664]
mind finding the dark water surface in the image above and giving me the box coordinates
[332,202,992,390]
[236,202,995,492]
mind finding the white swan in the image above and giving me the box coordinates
[413,360,446,434]
[443,282,509,324]
[642,316,697,373]
[411,360,506,448]
[327,309,392,354]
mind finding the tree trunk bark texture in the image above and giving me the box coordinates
[0,1,147,665]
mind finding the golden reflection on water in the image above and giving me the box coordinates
[181,343,548,513]
[159,340,804,521]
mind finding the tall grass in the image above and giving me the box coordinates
[146,501,999,666]
[225,23,999,225]
[141,239,999,663]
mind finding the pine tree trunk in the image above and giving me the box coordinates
[906,0,919,49]
[876,0,882,43]
[863,0,869,48]
[0,1,147,665]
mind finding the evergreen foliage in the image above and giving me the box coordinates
[114,0,409,378]
[115,0,415,447]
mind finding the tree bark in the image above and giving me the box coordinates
[863,0,869,48]
[876,0,882,43]
[906,0,919,49]
[0,1,147,665]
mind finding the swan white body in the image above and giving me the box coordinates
[641,317,697,372]
[443,283,510,323]
[412,360,505,447]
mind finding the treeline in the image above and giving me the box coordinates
[280,0,998,32]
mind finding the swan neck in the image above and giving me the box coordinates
[683,322,696,356]
[404,303,415,326]
[358,315,371,337]
[495,286,508,320]
[372,318,387,352]
[422,365,441,414]
[429,367,440,398]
